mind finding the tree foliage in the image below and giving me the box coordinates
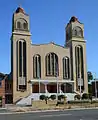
[87,71,93,82]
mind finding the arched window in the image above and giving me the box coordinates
[72,26,83,37]
[33,54,41,78]
[17,22,21,29]
[45,53,59,76]
[63,57,70,79]
[75,45,84,89]
[23,23,28,30]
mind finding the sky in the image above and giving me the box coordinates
[0,0,98,78]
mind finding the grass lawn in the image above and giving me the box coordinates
[32,100,98,110]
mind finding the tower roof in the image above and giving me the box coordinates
[66,16,82,28]
[15,6,25,14]
[69,16,79,23]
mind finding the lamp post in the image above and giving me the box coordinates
[94,73,97,98]
[55,72,58,105]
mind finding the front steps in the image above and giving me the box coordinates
[16,93,76,106]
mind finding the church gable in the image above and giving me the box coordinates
[31,42,70,58]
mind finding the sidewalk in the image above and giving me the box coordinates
[4,103,98,113]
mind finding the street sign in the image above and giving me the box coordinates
[78,78,83,86]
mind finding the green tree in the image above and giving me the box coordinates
[87,71,93,95]
[87,71,93,82]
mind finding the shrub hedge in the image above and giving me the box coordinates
[40,95,46,100]
[50,95,56,100]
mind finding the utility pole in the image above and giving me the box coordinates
[56,72,58,106]
[94,73,97,98]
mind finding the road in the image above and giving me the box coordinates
[0,108,98,120]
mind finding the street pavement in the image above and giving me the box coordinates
[0,108,98,120]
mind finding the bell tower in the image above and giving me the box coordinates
[11,7,32,102]
[65,16,88,93]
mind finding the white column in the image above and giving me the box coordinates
[59,83,61,94]
[45,84,47,93]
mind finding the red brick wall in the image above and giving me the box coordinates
[0,79,5,107]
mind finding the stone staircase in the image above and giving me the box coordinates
[16,92,76,106]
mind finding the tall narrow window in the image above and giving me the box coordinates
[45,53,59,76]
[75,45,84,89]
[33,55,41,78]
[63,57,70,79]
[17,40,27,90]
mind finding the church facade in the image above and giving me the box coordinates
[11,7,88,103]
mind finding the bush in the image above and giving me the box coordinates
[68,100,90,104]
[40,95,46,100]
[50,95,56,100]
[58,95,65,100]
[74,94,81,100]
[82,93,89,99]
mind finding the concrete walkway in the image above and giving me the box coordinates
[1,104,98,114]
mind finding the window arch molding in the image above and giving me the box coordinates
[45,52,59,76]
[62,56,70,79]
[33,54,41,79]
[15,18,28,30]
[72,26,83,37]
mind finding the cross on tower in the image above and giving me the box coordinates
[15,0,24,7]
